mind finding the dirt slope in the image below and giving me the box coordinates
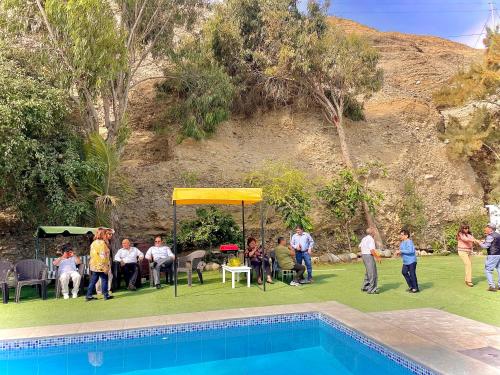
[116,17,486,251]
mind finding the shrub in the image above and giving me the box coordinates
[317,168,383,251]
[177,207,241,250]
[398,179,427,244]
[245,161,313,231]
[157,47,234,140]
[442,211,489,252]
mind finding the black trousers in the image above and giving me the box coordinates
[292,263,305,281]
[402,262,419,290]
[122,263,140,287]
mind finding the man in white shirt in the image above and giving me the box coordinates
[359,227,380,294]
[53,243,81,299]
[115,239,144,290]
[290,225,314,283]
[145,236,175,289]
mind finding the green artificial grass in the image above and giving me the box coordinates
[1,256,499,329]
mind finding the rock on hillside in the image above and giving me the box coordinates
[116,18,485,251]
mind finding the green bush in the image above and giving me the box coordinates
[442,211,489,252]
[0,46,93,224]
[245,162,313,231]
[177,207,241,250]
[157,47,234,140]
[399,179,427,244]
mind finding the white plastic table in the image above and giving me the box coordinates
[222,265,251,288]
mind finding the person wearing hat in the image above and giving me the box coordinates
[53,243,81,299]
[476,223,500,292]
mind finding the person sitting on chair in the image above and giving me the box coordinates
[274,237,305,286]
[114,239,144,291]
[53,243,81,299]
[245,237,272,285]
[145,236,175,289]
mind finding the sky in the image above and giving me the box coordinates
[302,0,499,48]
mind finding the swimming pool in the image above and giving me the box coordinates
[0,313,433,375]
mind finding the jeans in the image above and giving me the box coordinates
[402,262,419,290]
[295,251,312,280]
[485,255,500,288]
[361,254,378,293]
[86,272,109,298]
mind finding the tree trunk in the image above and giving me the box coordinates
[333,114,386,249]
[109,207,121,256]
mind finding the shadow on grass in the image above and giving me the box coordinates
[418,282,434,291]
[379,282,402,293]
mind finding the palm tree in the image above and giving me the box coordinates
[84,132,133,250]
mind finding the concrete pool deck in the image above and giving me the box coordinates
[0,301,498,374]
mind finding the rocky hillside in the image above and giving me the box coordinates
[115,18,485,251]
[0,18,486,258]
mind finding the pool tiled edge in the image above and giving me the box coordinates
[0,301,498,375]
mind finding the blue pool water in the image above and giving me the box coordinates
[0,316,429,375]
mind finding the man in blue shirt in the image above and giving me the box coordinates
[395,229,419,293]
[290,225,314,283]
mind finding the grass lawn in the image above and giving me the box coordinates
[1,256,499,329]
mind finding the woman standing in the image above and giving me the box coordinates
[86,228,114,301]
[457,223,476,287]
[396,229,419,293]
[245,237,273,285]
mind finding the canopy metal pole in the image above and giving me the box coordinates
[173,201,178,297]
[241,201,245,263]
[260,201,266,292]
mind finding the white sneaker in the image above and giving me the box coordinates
[63,294,69,299]
[72,293,78,299]
[289,281,299,286]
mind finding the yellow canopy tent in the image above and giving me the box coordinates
[171,188,265,296]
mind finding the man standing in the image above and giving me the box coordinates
[274,237,306,286]
[114,239,144,290]
[53,243,81,299]
[476,223,500,292]
[145,236,175,289]
[359,227,380,294]
[290,225,314,283]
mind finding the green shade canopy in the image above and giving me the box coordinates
[35,226,97,238]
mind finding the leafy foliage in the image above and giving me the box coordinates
[317,169,383,250]
[83,133,133,226]
[441,211,489,252]
[441,107,497,158]
[398,180,427,243]
[246,162,313,231]
[0,46,92,224]
[177,207,241,250]
[433,28,499,108]
[157,46,234,140]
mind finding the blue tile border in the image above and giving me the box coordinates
[0,312,435,374]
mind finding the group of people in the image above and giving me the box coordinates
[53,228,176,301]
[245,225,314,286]
[53,221,500,300]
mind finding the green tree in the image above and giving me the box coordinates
[157,44,234,140]
[0,45,92,224]
[83,132,133,248]
[398,180,427,244]
[433,28,499,109]
[245,162,313,231]
[177,207,241,250]
[318,169,383,251]
[2,0,202,145]
[204,0,385,246]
